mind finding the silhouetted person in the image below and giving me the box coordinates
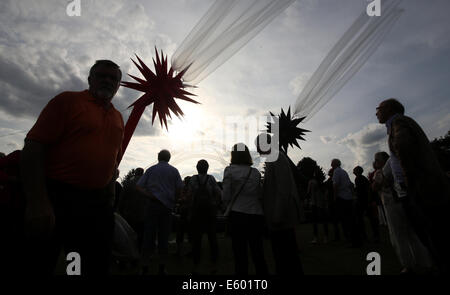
[0,150,24,275]
[376,98,450,273]
[175,176,192,257]
[353,166,379,243]
[137,150,183,275]
[325,168,341,241]
[118,167,146,247]
[223,143,268,275]
[372,151,433,274]
[188,159,222,274]
[367,163,382,235]
[19,60,124,275]
[256,134,303,275]
[308,166,329,244]
[331,159,360,247]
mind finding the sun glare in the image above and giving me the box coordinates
[164,105,204,144]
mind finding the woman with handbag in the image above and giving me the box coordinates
[222,143,268,275]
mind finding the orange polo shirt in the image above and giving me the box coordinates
[27,90,124,189]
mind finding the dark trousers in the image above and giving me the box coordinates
[367,202,380,240]
[355,202,367,241]
[176,211,192,250]
[142,200,172,259]
[336,199,353,239]
[270,228,303,275]
[0,195,26,275]
[230,211,268,275]
[191,214,218,266]
[311,206,329,238]
[356,202,380,241]
[328,201,341,240]
[23,180,114,276]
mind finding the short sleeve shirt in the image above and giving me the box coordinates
[136,162,183,210]
[27,90,124,189]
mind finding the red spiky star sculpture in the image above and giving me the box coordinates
[119,47,199,163]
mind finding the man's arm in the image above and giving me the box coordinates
[391,118,417,187]
[20,138,55,237]
[135,185,157,200]
[174,171,183,203]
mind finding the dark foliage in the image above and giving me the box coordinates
[430,130,450,172]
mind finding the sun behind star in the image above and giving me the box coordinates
[121,47,199,130]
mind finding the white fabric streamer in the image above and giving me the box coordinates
[293,0,404,121]
[171,0,295,85]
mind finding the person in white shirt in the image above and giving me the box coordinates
[372,152,433,274]
[222,143,268,275]
[136,150,183,275]
[331,159,361,247]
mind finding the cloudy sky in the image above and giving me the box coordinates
[0,0,449,182]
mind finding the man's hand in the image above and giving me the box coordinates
[24,199,55,238]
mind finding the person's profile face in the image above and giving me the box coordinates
[373,158,383,169]
[376,101,391,124]
[89,65,121,100]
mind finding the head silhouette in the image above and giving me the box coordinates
[196,159,209,174]
[158,149,171,162]
[376,98,405,124]
[231,143,253,166]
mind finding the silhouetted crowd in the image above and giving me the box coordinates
[0,59,449,276]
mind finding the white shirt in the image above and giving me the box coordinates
[332,167,354,200]
[222,164,264,215]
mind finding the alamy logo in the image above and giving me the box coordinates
[66,0,81,17]
[66,252,81,275]
[366,252,381,275]
[366,0,381,17]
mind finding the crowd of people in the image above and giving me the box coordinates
[0,60,449,276]
[116,136,304,275]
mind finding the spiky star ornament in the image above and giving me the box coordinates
[266,107,310,153]
[119,48,199,162]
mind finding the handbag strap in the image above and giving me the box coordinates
[224,167,252,216]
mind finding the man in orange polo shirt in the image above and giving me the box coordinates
[20,60,124,275]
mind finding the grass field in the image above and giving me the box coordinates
[100,220,402,276]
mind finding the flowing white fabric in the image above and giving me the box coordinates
[293,0,404,121]
[171,0,295,85]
